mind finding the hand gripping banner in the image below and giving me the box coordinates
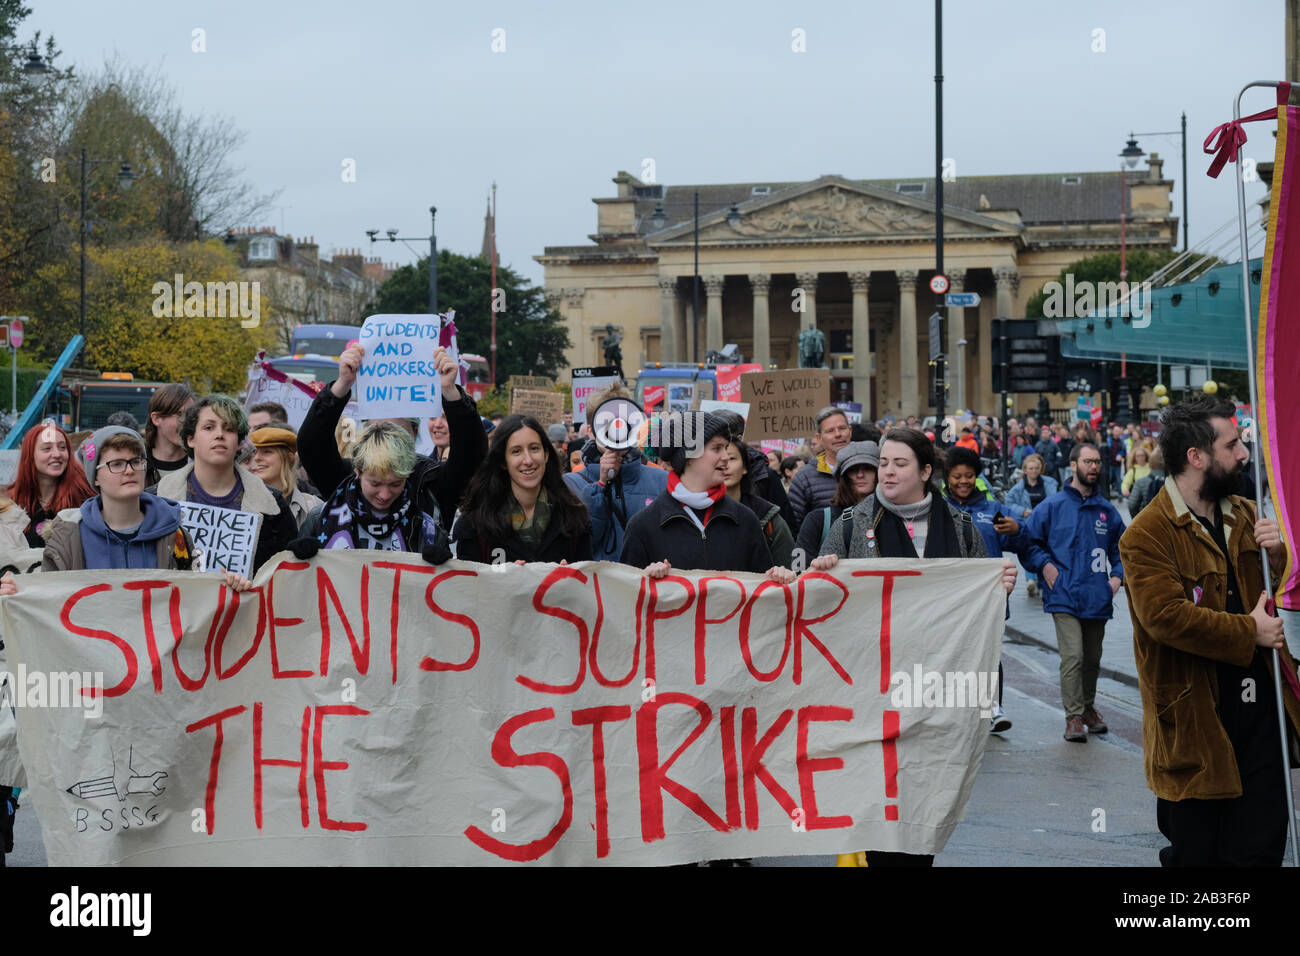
[0,553,1004,866]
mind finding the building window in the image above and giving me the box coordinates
[751,186,771,196]
[1061,176,1082,185]
[249,237,276,261]
[633,185,664,199]
[896,183,926,195]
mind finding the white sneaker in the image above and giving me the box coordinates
[990,703,1012,734]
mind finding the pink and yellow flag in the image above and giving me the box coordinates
[1252,84,1300,609]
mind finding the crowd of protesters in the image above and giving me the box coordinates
[0,340,1293,870]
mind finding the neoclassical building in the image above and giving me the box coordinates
[536,160,1176,418]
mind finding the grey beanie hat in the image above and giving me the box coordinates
[834,440,880,478]
[546,423,567,442]
[79,425,146,487]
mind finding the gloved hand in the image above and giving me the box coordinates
[290,537,321,560]
[422,528,452,565]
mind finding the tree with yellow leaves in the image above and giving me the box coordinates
[22,238,274,392]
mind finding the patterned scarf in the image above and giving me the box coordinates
[510,488,552,554]
[317,474,420,551]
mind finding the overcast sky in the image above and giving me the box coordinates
[27,0,1280,287]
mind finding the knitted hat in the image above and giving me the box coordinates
[834,440,880,478]
[78,425,146,487]
[658,412,730,476]
[249,425,298,453]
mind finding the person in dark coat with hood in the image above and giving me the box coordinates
[722,432,794,568]
[453,414,592,564]
[620,412,795,583]
[711,410,796,530]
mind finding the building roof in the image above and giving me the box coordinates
[636,171,1131,233]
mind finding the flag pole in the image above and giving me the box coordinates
[1232,79,1299,868]
[490,182,499,388]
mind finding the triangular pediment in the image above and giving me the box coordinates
[654,175,1021,244]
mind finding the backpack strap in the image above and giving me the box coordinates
[822,506,831,546]
[841,509,854,553]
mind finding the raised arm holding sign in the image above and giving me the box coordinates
[354,315,446,420]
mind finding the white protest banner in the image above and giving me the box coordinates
[0,546,44,788]
[178,504,262,578]
[243,357,322,431]
[571,367,619,424]
[1,554,1003,866]
[355,314,444,420]
[698,399,750,422]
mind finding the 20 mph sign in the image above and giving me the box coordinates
[929,274,949,294]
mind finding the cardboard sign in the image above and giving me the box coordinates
[244,360,324,431]
[739,369,831,442]
[511,388,566,426]
[571,367,619,424]
[509,375,555,392]
[2,554,1004,866]
[178,503,262,578]
[355,314,444,420]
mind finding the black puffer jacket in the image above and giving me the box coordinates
[745,446,795,531]
[620,488,771,574]
[298,382,487,531]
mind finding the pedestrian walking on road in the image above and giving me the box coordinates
[1023,442,1126,742]
[1120,395,1300,866]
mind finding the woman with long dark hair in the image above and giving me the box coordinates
[811,427,1017,867]
[721,433,794,568]
[453,414,592,564]
[8,421,96,547]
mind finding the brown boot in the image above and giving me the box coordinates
[1082,706,1108,734]
[1064,716,1087,742]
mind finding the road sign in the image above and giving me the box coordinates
[10,318,23,349]
[945,291,980,308]
[929,274,949,294]
[928,312,943,361]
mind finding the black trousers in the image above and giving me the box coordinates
[1156,650,1289,866]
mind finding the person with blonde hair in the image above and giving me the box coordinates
[1121,442,1154,497]
[295,421,449,558]
[248,426,324,529]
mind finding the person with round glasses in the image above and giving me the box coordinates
[0,426,246,587]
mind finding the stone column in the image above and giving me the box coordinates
[795,271,819,332]
[897,270,919,416]
[948,267,967,413]
[675,291,690,364]
[658,277,678,363]
[994,266,1019,319]
[563,287,587,366]
[749,273,771,366]
[849,271,872,408]
[993,266,1019,420]
[704,274,725,354]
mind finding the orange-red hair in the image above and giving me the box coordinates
[8,422,95,519]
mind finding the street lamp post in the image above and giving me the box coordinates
[79,146,135,343]
[692,191,700,364]
[1124,115,1189,250]
[366,206,438,314]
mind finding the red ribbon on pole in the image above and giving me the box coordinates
[1204,82,1293,178]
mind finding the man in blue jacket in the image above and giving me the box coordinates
[1024,442,1126,742]
[563,383,667,561]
